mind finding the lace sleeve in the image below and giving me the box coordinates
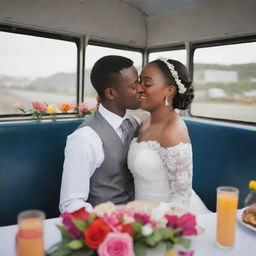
[162,143,193,208]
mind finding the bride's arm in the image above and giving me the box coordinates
[163,144,193,208]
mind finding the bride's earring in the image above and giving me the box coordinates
[165,96,169,106]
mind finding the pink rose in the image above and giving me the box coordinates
[70,101,77,110]
[165,214,178,228]
[134,212,154,225]
[98,232,135,256]
[32,101,47,112]
[114,206,134,219]
[177,214,197,236]
[78,102,89,113]
[13,103,24,110]
[102,213,121,232]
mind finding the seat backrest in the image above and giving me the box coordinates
[0,119,255,225]
[185,119,256,211]
[0,120,82,226]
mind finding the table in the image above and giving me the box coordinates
[0,210,255,256]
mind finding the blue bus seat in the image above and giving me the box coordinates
[0,119,255,226]
[185,119,256,212]
[0,120,82,226]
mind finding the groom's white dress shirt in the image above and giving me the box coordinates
[59,104,131,213]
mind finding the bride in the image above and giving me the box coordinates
[128,57,209,214]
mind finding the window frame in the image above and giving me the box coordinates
[188,35,256,126]
[147,44,186,63]
[0,27,145,122]
[0,24,80,122]
[86,40,145,74]
[83,39,145,102]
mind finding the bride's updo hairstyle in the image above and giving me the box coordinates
[151,58,194,110]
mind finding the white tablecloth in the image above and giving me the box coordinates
[0,210,255,256]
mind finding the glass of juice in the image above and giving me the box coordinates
[16,210,45,256]
[216,186,239,249]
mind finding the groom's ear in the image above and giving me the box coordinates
[104,87,117,100]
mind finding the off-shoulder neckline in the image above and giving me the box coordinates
[132,137,191,150]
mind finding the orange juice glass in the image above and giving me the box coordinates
[216,186,239,249]
[16,210,45,256]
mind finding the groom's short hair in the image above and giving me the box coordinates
[90,55,134,99]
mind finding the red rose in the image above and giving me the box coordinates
[85,219,111,249]
[121,223,133,236]
[71,207,90,221]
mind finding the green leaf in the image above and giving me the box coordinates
[72,219,88,232]
[143,229,162,247]
[159,228,175,239]
[88,213,96,225]
[175,237,191,249]
[165,240,174,250]
[56,225,69,238]
[172,228,182,235]
[134,242,146,256]
[46,241,71,256]
[71,248,96,256]
[133,221,142,234]
[67,240,84,250]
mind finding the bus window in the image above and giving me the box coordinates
[85,44,143,116]
[148,49,186,66]
[0,31,77,115]
[191,42,256,123]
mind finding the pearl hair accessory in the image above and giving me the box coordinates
[158,57,186,94]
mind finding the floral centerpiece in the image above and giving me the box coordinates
[244,180,256,207]
[47,202,199,256]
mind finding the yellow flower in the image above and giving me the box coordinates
[166,249,176,256]
[249,180,256,190]
[47,105,56,114]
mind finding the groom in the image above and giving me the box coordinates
[59,55,141,213]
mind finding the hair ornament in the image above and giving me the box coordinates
[158,57,186,94]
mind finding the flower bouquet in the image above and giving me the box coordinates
[47,202,199,256]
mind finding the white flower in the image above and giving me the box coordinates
[123,214,135,224]
[142,224,153,236]
[157,217,168,228]
[151,202,171,222]
[93,201,116,217]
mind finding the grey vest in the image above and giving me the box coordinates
[77,109,139,206]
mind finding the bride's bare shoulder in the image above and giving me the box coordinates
[161,116,191,148]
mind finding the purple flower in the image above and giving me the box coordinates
[61,212,82,239]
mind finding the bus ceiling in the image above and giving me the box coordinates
[0,0,255,49]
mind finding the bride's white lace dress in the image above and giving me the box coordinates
[127,138,209,214]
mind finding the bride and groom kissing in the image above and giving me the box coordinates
[59,55,209,215]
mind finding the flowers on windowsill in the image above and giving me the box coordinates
[47,202,199,256]
[244,180,256,207]
[13,101,97,122]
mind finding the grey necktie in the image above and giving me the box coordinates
[120,118,132,144]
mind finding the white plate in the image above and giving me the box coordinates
[237,208,256,232]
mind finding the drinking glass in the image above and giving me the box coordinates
[216,186,239,249]
[16,210,45,256]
